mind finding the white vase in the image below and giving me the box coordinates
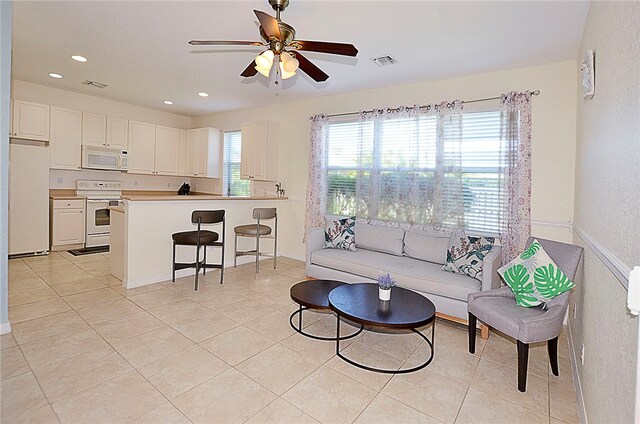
[379,287,391,301]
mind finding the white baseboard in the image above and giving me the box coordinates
[0,321,11,335]
[568,323,588,424]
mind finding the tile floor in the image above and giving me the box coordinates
[2,252,580,423]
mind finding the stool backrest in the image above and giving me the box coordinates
[252,208,277,220]
[192,210,225,224]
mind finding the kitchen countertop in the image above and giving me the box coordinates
[49,189,85,200]
[121,193,288,201]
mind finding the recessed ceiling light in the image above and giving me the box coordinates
[48,73,63,79]
[198,92,209,97]
[163,100,174,105]
[71,55,87,62]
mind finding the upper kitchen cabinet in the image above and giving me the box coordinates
[154,125,180,175]
[106,117,128,149]
[188,127,222,178]
[49,107,82,170]
[82,112,107,147]
[178,129,191,177]
[241,121,279,181]
[11,99,50,141]
[127,121,156,174]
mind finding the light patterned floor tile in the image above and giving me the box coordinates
[138,345,229,399]
[245,308,297,341]
[456,387,549,424]
[0,372,49,423]
[130,402,191,424]
[353,393,439,424]
[407,340,479,385]
[1,332,17,350]
[282,366,377,424]
[236,344,318,395]
[215,298,275,324]
[8,298,71,323]
[549,380,580,423]
[170,312,240,343]
[111,326,194,368]
[8,285,59,307]
[62,287,123,309]
[74,298,143,325]
[11,311,88,345]
[92,310,166,343]
[326,341,403,390]
[0,346,30,380]
[173,368,277,424]
[245,398,319,424]
[200,326,275,366]
[52,370,166,424]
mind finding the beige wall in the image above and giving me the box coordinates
[571,2,640,423]
[192,60,578,260]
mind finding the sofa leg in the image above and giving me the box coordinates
[548,336,559,376]
[468,313,477,354]
[517,340,529,392]
[480,324,490,339]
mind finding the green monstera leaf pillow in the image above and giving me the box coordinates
[498,239,575,308]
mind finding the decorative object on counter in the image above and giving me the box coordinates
[178,182,191,195]
[275,182,286,197]
[581,49,595,99]
[377,272,396,301]
[234,207,278,273]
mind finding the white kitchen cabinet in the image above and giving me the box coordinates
[241,120,279,181]
[106,117,128,149]
[127,120,156,174]
[49,107,82,170]
[82,112,107,147]
[50,199,85,251]
[11,99,50,141]
[178,129,191,176]
[187,127,222,178]
[154,125,180,175]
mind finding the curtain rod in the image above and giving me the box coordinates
[321,90,541,119]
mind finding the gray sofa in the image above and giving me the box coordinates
[306,223,502,321]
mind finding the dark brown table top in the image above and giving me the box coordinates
[290,279,346,310]
[328,283,436,329]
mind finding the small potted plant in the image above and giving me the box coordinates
[377,272,396,301]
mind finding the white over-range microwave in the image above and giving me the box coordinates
[82,146,128,171]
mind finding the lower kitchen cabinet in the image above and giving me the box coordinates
[50,199,86,251]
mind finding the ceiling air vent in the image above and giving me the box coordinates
[371,56,398,67]
[81,80,109,89]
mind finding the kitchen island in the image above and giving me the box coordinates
[111,194,288,288]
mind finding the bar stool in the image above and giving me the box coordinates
[234,207,277,273]
[172,210,225,290]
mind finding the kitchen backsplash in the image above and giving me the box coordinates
[50,169,191,191]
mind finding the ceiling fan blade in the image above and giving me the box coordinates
[292,40,358,57]
[189,40,262,46]
[294,52,329,82]
[254,10,281,41]
[240,60,259,78]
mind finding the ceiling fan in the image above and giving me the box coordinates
[189,0,358,82]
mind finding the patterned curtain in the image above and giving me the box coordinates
[355,101,465,232]
[303,114,329,240]
[499,91,533,262]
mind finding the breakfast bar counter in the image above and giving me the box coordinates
[111,195,288,288]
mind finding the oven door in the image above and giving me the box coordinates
[86,200,111,235]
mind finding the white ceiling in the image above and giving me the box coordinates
[11,1,589,117]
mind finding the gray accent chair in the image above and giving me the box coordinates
[467,237,584,392]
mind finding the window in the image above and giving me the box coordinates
[224,131,250,197]
[325,109,503,233]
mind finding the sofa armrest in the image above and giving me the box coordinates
[306,227,325,274]
[481,245,502,292]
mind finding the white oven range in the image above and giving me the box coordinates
[76,180,123,248]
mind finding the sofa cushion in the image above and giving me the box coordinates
[442,233,496,280]
[325,216,356,251]
[310,248,481,301]
[355,223,405,256]
[403,229,450,264]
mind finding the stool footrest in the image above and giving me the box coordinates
[174,261,223,271]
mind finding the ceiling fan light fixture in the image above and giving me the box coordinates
[279,62,296,79]
[255,65,271,78]
[280,51,299,73]
[255,50,274,69]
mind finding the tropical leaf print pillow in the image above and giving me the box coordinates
[441,234,496,280]
[324,216,356,251]
[498,239,575,308]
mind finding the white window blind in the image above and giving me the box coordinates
[325,110,503,233]
[224,131,250,197]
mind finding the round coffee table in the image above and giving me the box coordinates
[289,279,364,341]
[328,283,436,374]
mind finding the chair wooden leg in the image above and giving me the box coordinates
[468,313,477,354]
[517,340,529,392]
[548,336,559,376]
[480,324,490,339]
